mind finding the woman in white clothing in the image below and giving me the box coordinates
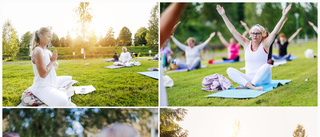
[217,4,292,91]
[30,27,69,106]
[171,32,215,70]
[114,47,132,66]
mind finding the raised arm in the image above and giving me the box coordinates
[160,3,187,46]
[196,32,216,49]
[217,32,229,47]
[240,20,250,34]
[217,5,249,49]
[171,36,187,51]
[288,27,302,43]
[277,18,288,34]
[308,21,318,33]
[264,4,292,50]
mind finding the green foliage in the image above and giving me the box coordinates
[117,27,132,46]
[51,32,60,47]
[165,41,317,106]
[49,46,157,57]
[60,37,66,47]
[3,58,158,106]
[19,31,33,48]
[161,2,317,50]
[100,27,116,47]
[66,32,73,47]
[2,20,20,59]
[134,27,148,46]
[146,3,159,50]
[87,30,98,48]
[160,108,188,137]
[3,108,72,137]
[244,3,258,25]
[3,108,156,136]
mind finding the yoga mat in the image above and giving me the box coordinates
[205,79,291,98]
[104,65,126,69]
[214,59,244,64]
[274,56,298,62]
[166,65,208,73]
[138,71,159,79]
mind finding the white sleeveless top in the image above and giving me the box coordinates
[245,41,268,76]
[31,47,58,88]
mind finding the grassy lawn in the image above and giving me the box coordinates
[3,57,158,106]
[165,41,317,106]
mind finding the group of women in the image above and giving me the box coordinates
[162,3,317,91]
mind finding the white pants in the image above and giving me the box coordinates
[31,76,72,106]
[32,86,68,106]
[114,62,132,67]
[227,64,272,86]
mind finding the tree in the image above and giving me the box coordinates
[19,31,33,48]
[117,26,132,46]
[74,2,92,46]
[160,108,188,137]
[65,32,73,47]
[51,32,60,47]
[293,124,307,137]
[60,37,66,47]
[3,108,156,137]
[244,3,258,26]
[2,20,19,59]
[134,27,148,46]
[101,27,116,47]
[87,30,98,47]
[146,3,159,49]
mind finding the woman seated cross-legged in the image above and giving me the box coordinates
[216,4,292,91]
[114,47,132,67]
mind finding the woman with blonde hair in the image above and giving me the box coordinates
[217,4,292,91]
[26,27,72,106]
[171,32,216,70]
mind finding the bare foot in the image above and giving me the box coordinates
[235,87,248,89]
[252,86,263,91]
[245,83,264,91]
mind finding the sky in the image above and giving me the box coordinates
[176,107,317,137]
[0,0,157,40]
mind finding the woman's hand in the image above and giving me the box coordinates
[217,31,222,36]
[282,4,292,16]
[216,5,225,16]
[50,50,58,62]
[171,21,181,35]
[308,21,314,27]
[240,20,247,27]
[210,32,216,38]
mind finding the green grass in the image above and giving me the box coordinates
[165,41,317,106]
[3,57,158,106]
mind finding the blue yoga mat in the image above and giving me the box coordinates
[274,56,298,62]
[205,79,291,98]
[138,71,159,79]
[214,59,244,64]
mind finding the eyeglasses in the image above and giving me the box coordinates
[250,32,261,36]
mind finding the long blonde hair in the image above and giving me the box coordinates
[30,27,51,55]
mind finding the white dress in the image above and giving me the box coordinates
[114,52,132,66]
[30,47,70,106]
